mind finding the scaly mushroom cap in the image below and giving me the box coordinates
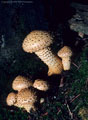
[33,79,49,91]
[12,75,33,91]
[17,88,37,104]
[6,92,17,106]
[57,46,72,58]
[22,30,53,53]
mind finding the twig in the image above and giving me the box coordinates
[67,104,73,119]
[70,94,81,103]
[57,108,61,114]
[41,112,48,116]
[72,62,79,69]
[59,77,64,87]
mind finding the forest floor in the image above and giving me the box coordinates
[0,29,88,120]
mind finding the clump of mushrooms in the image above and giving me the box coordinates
[6,75,50,113]
[22,30,63,76]
[57,46,72,70]
[12,75,33,91]
[6,88,37,113]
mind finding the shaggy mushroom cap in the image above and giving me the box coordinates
[6,92,17,106]
[22,30,53,53]
[12,75,33,91]
[17,88,37,104]
[33,79,49,91]
[57,46,72,58]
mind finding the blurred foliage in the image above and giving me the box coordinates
[0,105,29,120]
[78,107,88,120]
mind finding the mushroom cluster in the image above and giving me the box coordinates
[6,75,49,113]
[22,30,73,76]
[6,89,37,112]
[22,30,63,76]
[6,30,73,113]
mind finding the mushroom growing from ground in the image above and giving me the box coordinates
[57,46,72,70]
[22,30,63,76]
[17,88,37,104]
[6,88,37,113]
[33,79,49,91]
[16,88,37,112]
[6,92,17,106]
[12,75,33,91]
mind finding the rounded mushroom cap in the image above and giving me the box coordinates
[57,46,72,58]
[6,92,17,106]
[17,88,37,104]
[33,79,49,91]
[12,75,33,91]
[22,30,53,53]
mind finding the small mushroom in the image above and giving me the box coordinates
[33,79,49,91]
[57,46,72,70]
[12,75,33,91]
[40,98,45,104]
[16,88,37,112]
[6,92,17,106]
[22,30,63,76]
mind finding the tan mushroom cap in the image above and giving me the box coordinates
[57,46,72,58]
[17,88,37,104]
[22,30,53,53]
[12,75,33,91]
[6,92,17,106]
[33,79,49,91]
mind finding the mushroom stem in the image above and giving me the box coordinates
[35,47,63,76]
[62,57,71,70]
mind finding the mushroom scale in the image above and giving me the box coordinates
[12,75,33,91]
[22,30,63,76]
[33,79,49,91]
[57,46,72,70]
